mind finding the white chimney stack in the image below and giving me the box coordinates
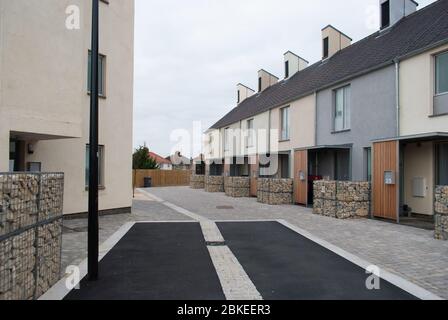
[258,69,279,92]
[284,51,309,79]
[380,0,418,30]
[237,83,255,104]
[321,25,352,60]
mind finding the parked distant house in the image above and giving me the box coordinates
[149,152,172,170]
[167,152,191,171]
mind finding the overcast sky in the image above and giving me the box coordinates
[133,0,435,157]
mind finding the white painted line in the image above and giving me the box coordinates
[140,188,262,300]
[39,221,136,301]
[207,246,263,301]
[277,219,443,301]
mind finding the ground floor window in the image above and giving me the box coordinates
[436,142,448,185]
[364,147,372,182]
[85,144,105,188]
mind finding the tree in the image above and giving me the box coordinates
[132,145,159,169]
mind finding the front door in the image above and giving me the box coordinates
[294,150,308,205]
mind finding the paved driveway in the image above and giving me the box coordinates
[61,187,448,299]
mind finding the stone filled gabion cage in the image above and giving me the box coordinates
[435,186,448,240]
[205,176,224,193]
[0,173,64,300]
[190,174,205,189]
[224,177,250,198]
[257,178,293,205]
[313,180,371,219]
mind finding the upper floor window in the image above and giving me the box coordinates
[88,51,106,97]
[285,61,289,78]
[323,37,329,59]
[334,85,351,132]
[258,77,262,92]
[436,51,448,95]
[247,119,254,148]
[280,107,290,141]
[224,128,230,151]
[381,1,390,29]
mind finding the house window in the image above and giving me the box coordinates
[334,85,351,132]
[247,119,254,148]
[88,51,106,96]
[237,90,240,103]
[280,107,290,141]
[258,77,262,92]
[85,144,105,188]
[381,1,390,29]
[224,128,230,151]
[435,52,448,95]
[365,147,372,182]
[285,61,289,78]
[436,143,448,185]
[323,37,329,59]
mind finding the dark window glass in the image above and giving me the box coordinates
[437,143,448,185]
[237,90,240,103]
[258,77,262,92]
[285,61,289,78]
[323,37,329,59]
[381,1,390,29]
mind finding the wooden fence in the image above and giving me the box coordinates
[133,169,190,188]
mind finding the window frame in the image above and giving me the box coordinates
[85,144,105,189]
[333,85,351,132]
[280,106,290,141]
[381,1,390,29]
[88,51,107,98]
[246,119,254,148]
[323,37,329,59]
[435,51,448,96]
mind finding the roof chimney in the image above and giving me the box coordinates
[380,0,418,30]
[258,69,279,92]
[236,83,255,104]
[284,51,309,79]
[321,25,352,60]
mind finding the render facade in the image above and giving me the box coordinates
[0,0,135,215]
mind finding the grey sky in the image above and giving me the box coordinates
[133,0,435,157]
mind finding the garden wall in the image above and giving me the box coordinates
[257,178,293,205]
[435,186,448,240]
[205,176,224,193]
[313,180,370,219]
[224,177,250,198]
[0,173,64,300]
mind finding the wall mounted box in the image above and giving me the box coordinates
[384,171,396,185]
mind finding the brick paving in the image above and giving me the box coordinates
[62,187,448,299]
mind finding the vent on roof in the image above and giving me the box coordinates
[321,25,352,59]
[284,51,309,79]
[236,83,255,105]
[380,0,418,30]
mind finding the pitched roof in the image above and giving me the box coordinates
[148,152,172,165]
[211,0,448,129]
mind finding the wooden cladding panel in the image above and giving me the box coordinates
[372,141,398,220]
[294,150,308,205]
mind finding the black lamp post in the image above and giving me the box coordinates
[88,0,100,281]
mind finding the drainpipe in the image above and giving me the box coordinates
[394,58,400,137]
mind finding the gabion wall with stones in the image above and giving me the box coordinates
[257,178,293,205]
[435,186,448,241]
[224,177,250,198]
[190,174,205,189]
[313,180,371,219]
[205,176,224,193]
[0,173,64,300]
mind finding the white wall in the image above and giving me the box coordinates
[400,43,448,135]
[0,0,135,214]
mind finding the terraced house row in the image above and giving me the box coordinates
[200,0,448,238]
